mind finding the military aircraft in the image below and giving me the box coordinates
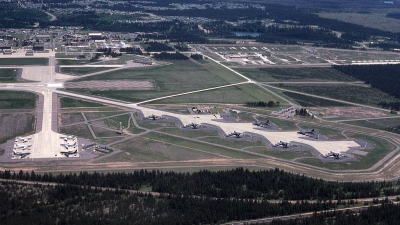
[184,122,201,129]
[14,144,32,150]
[60,142,77,149]
[60,149,78,157]
[297,129,315,136]
[253,120,270,127]
[13,151,30,159]
[145,114,162,120]
[273,141,290,148]
[324,151,344,159]
[15,136,31,143]
[226,131,244,138]
[60,135,76,142]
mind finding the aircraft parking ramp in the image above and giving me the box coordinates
[137,105,361,156]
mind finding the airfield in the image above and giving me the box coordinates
[0,44,400,181]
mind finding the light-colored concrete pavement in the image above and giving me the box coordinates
[31,89,73,158]
[135,105,360,155]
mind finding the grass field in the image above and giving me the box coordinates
[343,117,400,131]
[237,67,355,82]
[0,69,18,82]
[60,97,104,108]
[282,91,350,107]
[60,113,85,126]
[0,58,48,66]
[66,60,237,103]
[90,114,130,130]
[0,113,35,143]
[84,111,128,121]
[139,132,260,159]
[0,91,37,109]
[91,126,121,138]
[248,147,316,160]
[199,137,266,149]
[100,136,227,163]
[280,85,397,107]
[65,61,253,102]
[56,59,91,65]
[59,124,93,140]
[152,84,285,105]
[60,67,112,76]
[158,128,220,139]
[318,49,400,62]
[200,59,247,83]
[127,117,146,134]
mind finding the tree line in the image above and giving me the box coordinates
[378,101,400,111]
[270,201,400,225]
[1,168,399,201]
[0,180,366,225]
[245,101,279,107]
[153,52,188,60]
[144,41,174,52]
[332,64,400,99]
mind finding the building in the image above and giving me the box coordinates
[3,49,12,54]
[33,46,45,52]
[25,50,34,56]
[88,33,103,40]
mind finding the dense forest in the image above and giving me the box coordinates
[270,202,400,225]
[1,1,399,47]
[144,41,174,52]
[0,180,368,225]
[1,168,400,224]
[332,64,400,99]
[153,52,189,60]
[245,101,278,107]
[0,3,49,28]
[1,168,399,200]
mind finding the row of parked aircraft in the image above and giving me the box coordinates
[324,151,346,159]
[13,136,32,159]
[15,136,31,143]
[143,115,323,151]
[59,135,78,157]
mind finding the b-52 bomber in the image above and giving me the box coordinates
[273,141,290,148]
[60,150,78,157]
[184,122,201,129]
[324,151,345,159]
[226,131,244,138]
[253,120,270,127]
[298,129,315,136]
[15,136,31,143]
[60,142,77,149]
[13,151,30,159]
[145,114,162,120]
[14,144,32,150]
[60,135,76,142]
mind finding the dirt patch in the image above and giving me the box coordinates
[313,107,386,118]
